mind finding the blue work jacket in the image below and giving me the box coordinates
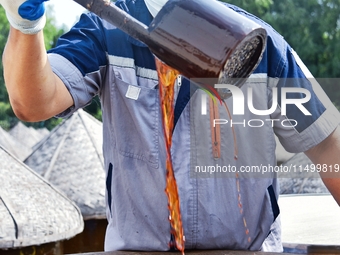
[48,0,340,252]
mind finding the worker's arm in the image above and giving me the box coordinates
[3,28,73,121]
[1,0,73,122]
[305,125,340,206]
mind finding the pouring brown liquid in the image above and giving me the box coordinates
[155,58,252,253]
[155,58,185,254]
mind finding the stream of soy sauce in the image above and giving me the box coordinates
[155,57,185,254]
[155,57,252,254]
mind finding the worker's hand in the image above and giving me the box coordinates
[0,0,49,34]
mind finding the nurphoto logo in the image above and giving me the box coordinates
[201,84,312,128]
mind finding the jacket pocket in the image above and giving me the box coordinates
[111,77,160,168]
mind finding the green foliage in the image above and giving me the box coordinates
[261,0,340,78]
[220,0,340,106]
[44,5,68,50]
[0,7,11,130]
[0,7,9,104]
[0,101,14,130]
[84,96,103,121]
[22,117,63,131]
[219,0,273,17]
[260,0,340,105]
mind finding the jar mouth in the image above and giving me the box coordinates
[217,32,266,99]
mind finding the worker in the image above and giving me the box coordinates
[1,0,340,252]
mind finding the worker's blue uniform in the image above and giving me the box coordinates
[48,0,340,252]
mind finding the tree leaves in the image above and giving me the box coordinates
[221,0,340,105]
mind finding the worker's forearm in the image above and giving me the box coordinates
[305,126,340,205]
[2,28,72,121]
